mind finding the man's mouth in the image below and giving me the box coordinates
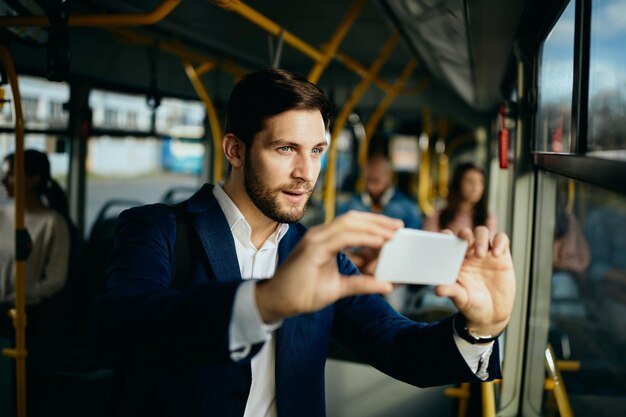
[281,189,311,203]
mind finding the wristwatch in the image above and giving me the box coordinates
[453,313,504,345]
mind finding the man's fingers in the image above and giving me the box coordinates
[492,233,509,256]
[434,283,467,307]
[474,226,490,258]
[312,230,388,254]
[340,274,393,297]
[310,212,403,252]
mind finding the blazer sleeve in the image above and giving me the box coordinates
[91,205,248,368]
[332,253,501,387]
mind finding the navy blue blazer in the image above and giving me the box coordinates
[92,184,501,417]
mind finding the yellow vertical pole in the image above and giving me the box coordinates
[0,44,28,417]
[417,108,435,216]
[323,32,399,222]
[434,118,449,199]
[356,59,419,191]
[307,0,366,83]
[183,61,224,182]
[545,345,574,417]
[481,382,496,417]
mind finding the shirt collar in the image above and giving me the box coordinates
[212,183,289,248]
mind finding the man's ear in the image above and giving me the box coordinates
[223,133,244,168]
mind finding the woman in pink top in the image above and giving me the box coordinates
[423,162,497,236]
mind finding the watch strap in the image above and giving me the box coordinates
[453,313,504,345]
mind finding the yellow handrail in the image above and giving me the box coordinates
[183,61,224,183]
[108,28,248,80]
[417,108,435,216]
[308,0,366,83]
[0,43,28,417]
[323,32,399,222]
[545,344,575,417]
[0,0,180,27]
[481,381,496,417]
[444,382,470,417]
[209,0,405,95]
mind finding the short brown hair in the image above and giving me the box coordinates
[225,68,331,147]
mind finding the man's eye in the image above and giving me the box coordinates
[312,148,322,155]
[279,146,292,152]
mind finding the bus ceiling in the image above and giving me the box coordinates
[0,0,553,131]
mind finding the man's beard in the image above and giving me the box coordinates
[244,154,312,224]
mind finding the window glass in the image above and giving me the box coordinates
[587,0,626,156]
[535,0,575,153]
[547,174,626,415]
[85,93,205,238]
[0,76,69,130]
[90,89,152,131]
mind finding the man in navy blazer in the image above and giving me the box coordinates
[93,69,516,417]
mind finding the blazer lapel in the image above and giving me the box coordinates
[186,184,241,282]
[275,224,306,413]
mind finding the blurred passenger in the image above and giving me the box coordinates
[423,162,497,236]
[419,162,496,316]
[0,150,71,337]
[93,69,516,417]
[336,152,422,311]
[551,209,590,318]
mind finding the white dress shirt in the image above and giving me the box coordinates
[212,184,494,417]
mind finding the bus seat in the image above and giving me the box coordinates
[160,186,197,205]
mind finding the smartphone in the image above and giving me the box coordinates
[374,228,468,285]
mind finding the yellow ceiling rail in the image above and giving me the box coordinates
[356,58,419,191]
[308,0,366,83]
[108,27,248,79]
[0,43,28,417]
[333,51,395,92]
[0,0,180,27]
[323,32,399,222]
[210,0,325,62]
[209,0,404,94]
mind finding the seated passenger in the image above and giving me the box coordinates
[423,162,497,236]
[0,150,71,338]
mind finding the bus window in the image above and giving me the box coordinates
[535,0,575,153]
[86,91,205,237]
[547,175,626,415]
[588,0,626,156]
[0,76,70,205]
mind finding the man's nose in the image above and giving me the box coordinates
[292,153,315,182]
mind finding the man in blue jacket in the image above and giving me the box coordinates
[93,68,516,417]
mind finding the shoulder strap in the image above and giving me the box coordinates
[169,203,193,290]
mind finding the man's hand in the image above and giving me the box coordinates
[435,226,516,336]
[255,211,402,323]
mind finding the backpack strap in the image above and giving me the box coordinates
[169,203,194,290]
